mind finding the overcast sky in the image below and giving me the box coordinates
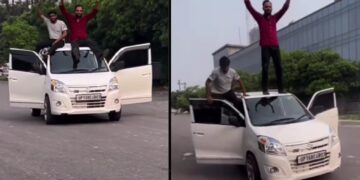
[171,0,334,91]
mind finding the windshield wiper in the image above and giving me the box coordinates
[57,69,92,74]
[261,117,296,126]
[295,113,311,121]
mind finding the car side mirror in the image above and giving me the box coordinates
[229,116,242,127]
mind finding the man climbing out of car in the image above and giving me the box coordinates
[244,0,290,95]
[206,56,248,112]
[59,0,103,68]
[36,0,68,56]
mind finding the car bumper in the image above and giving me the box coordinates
[49,90,121,115]
[256,143,341,180]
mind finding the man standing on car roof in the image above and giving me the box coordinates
[244,0,290,95]
[206,56,248,112]
[59,0,103,67]
[36,0,68,56]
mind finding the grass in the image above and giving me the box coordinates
[0,76,8,81]
[340,114,360,120]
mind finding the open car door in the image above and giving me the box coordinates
[189,98,246,164]
[8,48,46,108]
[307,88,339,135]
[109,43,152,105]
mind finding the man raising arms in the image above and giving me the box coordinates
[244,0,290,94]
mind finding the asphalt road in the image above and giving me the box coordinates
[0,81,168,180]
[171,114,360,180]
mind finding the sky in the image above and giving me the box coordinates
[171,0,334,91]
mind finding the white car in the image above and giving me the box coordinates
[8,43,152,124]
[189,88,341,180]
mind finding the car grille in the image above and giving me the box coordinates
[285,137,330,173]
[68,85,108,109]
[68,85,107,94]
[71,96,106,108]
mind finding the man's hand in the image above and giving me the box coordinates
[207,95,213,104]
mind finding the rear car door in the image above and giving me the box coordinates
[109,43,152,105]
[189,98,246,164]
[8,48,46,108]
[307,88,339,135]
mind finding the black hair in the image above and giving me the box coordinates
[47,10,57,16]
[219,56,230,68]
[263,0,271,6]
[74,4,83,10]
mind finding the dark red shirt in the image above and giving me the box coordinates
[59,5,98,42]
[245,0,290,47]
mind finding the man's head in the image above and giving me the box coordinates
[219,56,230,73]
[47,11,58,23]
[74,5,84,18]
[262,0,272,16]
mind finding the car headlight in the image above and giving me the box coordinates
[51,79,67,93]
[258,136,286,156]
[330,127,339,147]
[108,77,119,91]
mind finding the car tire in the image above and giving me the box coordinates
[246,153,262,180]
[44,96,56,125]
[108,110,121,121]
[31,108,41,116]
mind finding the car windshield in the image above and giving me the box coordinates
[50,50,108,74]
[245,95,313,126]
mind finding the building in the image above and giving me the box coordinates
[213,0,360,74]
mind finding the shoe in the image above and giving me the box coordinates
[263,91,269,95]
[278,90,287,94]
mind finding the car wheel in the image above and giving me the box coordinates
[246,153,261,180]
[31,108,41,116]
[108,110,121,121]
[44,96,56,124]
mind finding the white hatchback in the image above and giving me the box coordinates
[189,88,341,180]
[8,43,152,124]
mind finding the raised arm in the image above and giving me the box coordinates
[85,0,99,20]
[274,0,290,21]
[244,0,262,22]
[37,0,46,19]
[59,0,72,20]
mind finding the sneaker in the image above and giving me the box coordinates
[278,90,287,94]
[263,91,270,95]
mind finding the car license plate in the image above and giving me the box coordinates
[75,94,101,102]
[297,150,326,164]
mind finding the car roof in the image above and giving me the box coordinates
[56,43,91,51]
[235,91,293,99]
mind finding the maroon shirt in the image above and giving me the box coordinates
[245,0,290,47]
[59,5,98,42]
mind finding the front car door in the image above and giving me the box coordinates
[109,43,152,105]
[8,48,46,108]
[189,98,246,164]
[307,88,339,135]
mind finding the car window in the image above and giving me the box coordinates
[309,92,335,115]
[191,100,245,126]
[11,51,40,72]
[110,49,148,71]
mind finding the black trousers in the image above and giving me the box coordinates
[212,90,244,114]
[71,39,103,62]
[36,39,65,55]
[261,46,284,92]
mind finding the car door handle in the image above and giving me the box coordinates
[141,73,151,77]
[8,77,17,81]
[193,132,205,136]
